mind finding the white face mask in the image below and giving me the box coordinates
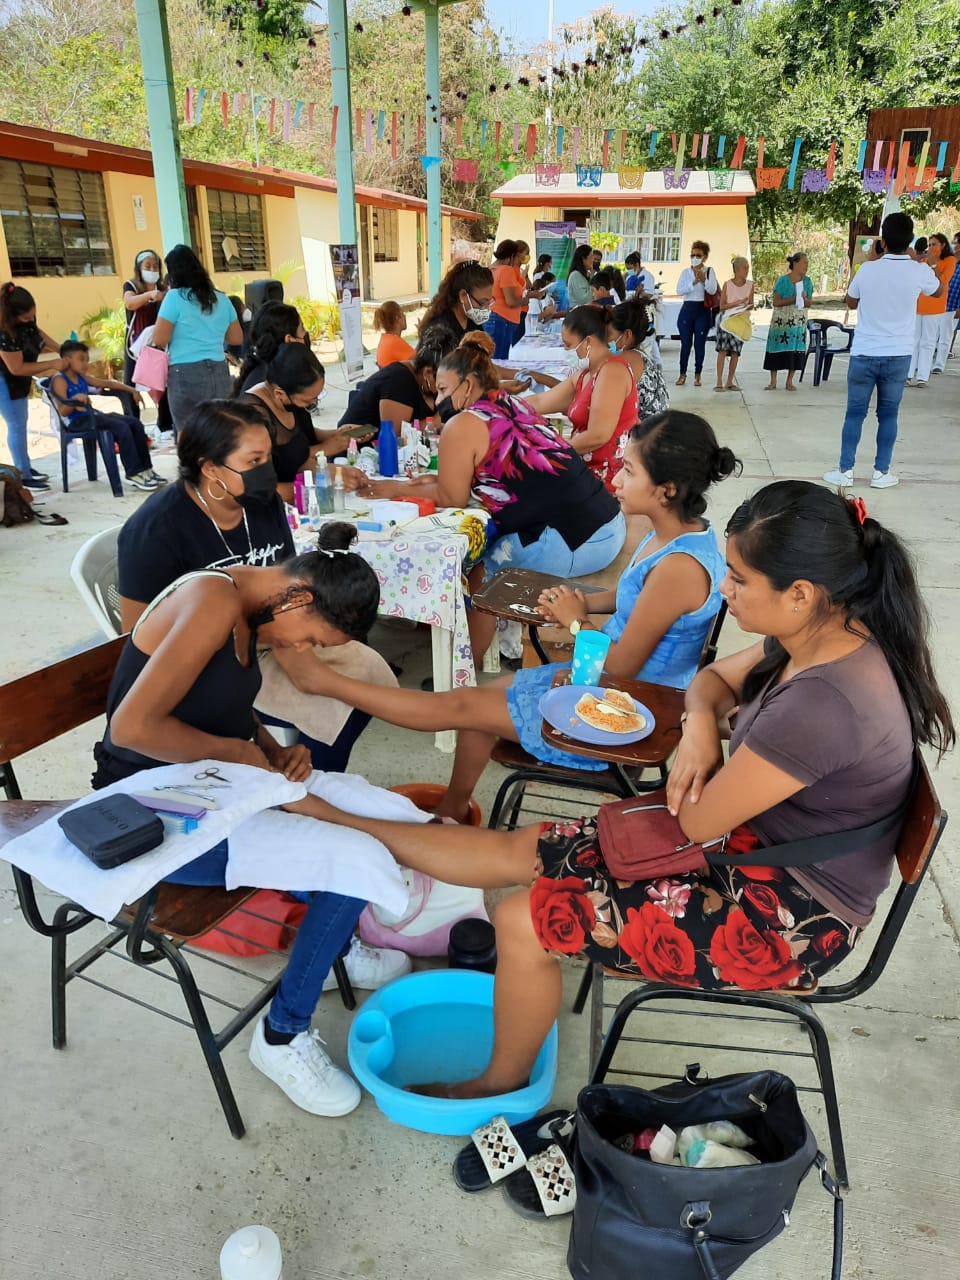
[690,256,703,268]
[568,339,591,372]
[462,293,492,326]
[141,269,160,284]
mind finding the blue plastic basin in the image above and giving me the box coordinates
[347,969,559,1136]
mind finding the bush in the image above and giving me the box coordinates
[289,295,342,341]
[79,303,127,372]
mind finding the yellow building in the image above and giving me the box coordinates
[492,170,756,294]
[0,121,479,332]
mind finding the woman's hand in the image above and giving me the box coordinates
[321,427,372,457]
[263,742,313,783]
[665,712,724,815]
[337,464,371,492]
[223,740,278,772]
[537,583,588,628]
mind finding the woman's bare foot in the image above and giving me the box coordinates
[785,381,797,392]
[431,792,474,824]
[407,1072,528,1099]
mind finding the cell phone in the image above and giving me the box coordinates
[341,425,377,439]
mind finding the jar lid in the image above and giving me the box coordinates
[449,918,496,954]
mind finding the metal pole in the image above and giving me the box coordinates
[545,0,555,156]
[133,0,191,251]
[328,0,358,247]
[249,76,260,168]
[424,3,442,294]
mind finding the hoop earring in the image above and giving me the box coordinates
[207,476,230,502]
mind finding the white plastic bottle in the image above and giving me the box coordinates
[219,1225,283,1280]
[333,464,345,512]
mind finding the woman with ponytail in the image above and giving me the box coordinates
[0,282,66,488]
[363,330,625,663]
[288,480,954,1100]
[299,410,738,821]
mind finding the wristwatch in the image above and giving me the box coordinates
[569,619,583,636]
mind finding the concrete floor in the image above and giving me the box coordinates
[2,331,959,1279]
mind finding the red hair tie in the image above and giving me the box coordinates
[849,496,868,526]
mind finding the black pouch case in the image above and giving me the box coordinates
[58,794,165,869]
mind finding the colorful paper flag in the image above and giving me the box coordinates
[648,131,659,159]
[392,112,399,159]
[717,134,726,160]
[557,125,564,159]
[525,123,537,161]
[674,131,687,179]
[283,99,292,143]
[377,109,385,141]
[787,137,802,190]
[221,92,229,128]
[293,101,303,130]
[826,140,836,182]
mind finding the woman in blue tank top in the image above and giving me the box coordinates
[283,412,741,821]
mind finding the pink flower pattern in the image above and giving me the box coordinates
[645,878,693,919]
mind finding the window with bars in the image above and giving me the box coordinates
[594,207,684,263]
[207,188,267,271]
[371,207,399,262]
[0,160,115,277]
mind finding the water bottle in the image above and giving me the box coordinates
[315,454,334,515]
[377,418,398,477]
[333,465,345,512]
[219,1225,283,1280]
[346,436,359,466]
[305,477,319,531]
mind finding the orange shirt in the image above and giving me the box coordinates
[917,257,952,315]
[492,264,524,325]
[376,331,415,368]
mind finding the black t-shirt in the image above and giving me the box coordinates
[0,323,44,399]
[117,480,295,604]
[337,361,431,428]
[123,279,163,358]
[240,393,317,482]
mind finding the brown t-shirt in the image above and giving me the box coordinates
[729,639,913,926]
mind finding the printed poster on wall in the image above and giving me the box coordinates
[329,244,364,381]
[534,221,579,284]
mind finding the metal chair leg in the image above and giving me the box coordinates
[50,908,70,1049]
[331,956,356,1011]
[572,963,593,1015]
[153,931,246,1139]
[487,775,515,830]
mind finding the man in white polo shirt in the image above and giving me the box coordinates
[823,212,941,490]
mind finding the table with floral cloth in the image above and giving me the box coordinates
[295,513,486,751]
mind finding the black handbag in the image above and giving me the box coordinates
[58,794,165,869]
[568,1070,842,1280]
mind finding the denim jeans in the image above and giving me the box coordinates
[482,313,519,361]
[485,510,626,576]
[839,354,911,473]
[67,411,153,477]
[166,841,364,1035]
[167,359,232,434]
[0,377,32,475]
[677,301,713,376]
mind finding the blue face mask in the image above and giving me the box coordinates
[608,339,621,353]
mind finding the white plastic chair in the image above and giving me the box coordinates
[70,527,123,637]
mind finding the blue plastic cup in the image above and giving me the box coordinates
[570,629,612,686]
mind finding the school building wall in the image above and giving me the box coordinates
[494,202,751,294]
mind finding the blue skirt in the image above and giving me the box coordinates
[504,663,608,771]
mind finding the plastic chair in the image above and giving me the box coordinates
[34,377,124,497]
[799,320,854,387]
[0,639,358,1139]
[581,753,946,1190]
[69,527,124,638]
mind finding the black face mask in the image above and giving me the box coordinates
[226,458,278,506]
[435,395,459,424]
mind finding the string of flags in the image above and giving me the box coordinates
[182,89,960,197]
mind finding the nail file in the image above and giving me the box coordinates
[132,791,212,818]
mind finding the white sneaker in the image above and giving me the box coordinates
[870,470,900,489]
[822,468,854,489]
[248,1017,361,1116]
[322,935,412,993]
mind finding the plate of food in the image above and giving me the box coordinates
[538,685,655,746]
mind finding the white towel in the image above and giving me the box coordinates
[1,760,307,923]
[224,773,432,916]
[2,763,425,922]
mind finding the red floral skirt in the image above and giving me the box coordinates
[530,816,861,992]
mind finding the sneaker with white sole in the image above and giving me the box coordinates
[127,471,159,491]
[870,470,900,489]
[322,935,412,993]
[248,1017,361,1116]
[822,468,854,489]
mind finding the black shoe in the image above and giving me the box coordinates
[22,476,50,491]
[28,470,50,481]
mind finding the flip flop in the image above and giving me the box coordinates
[453,1109,573,1193]
[502,1129,578,1220]
[34,511,69,526]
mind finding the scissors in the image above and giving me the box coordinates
[193,767,231,787]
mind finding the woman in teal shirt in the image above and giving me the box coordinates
[763,252,812,391]
[152,245,243,433]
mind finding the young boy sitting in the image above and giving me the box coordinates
[50,341,164,492]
